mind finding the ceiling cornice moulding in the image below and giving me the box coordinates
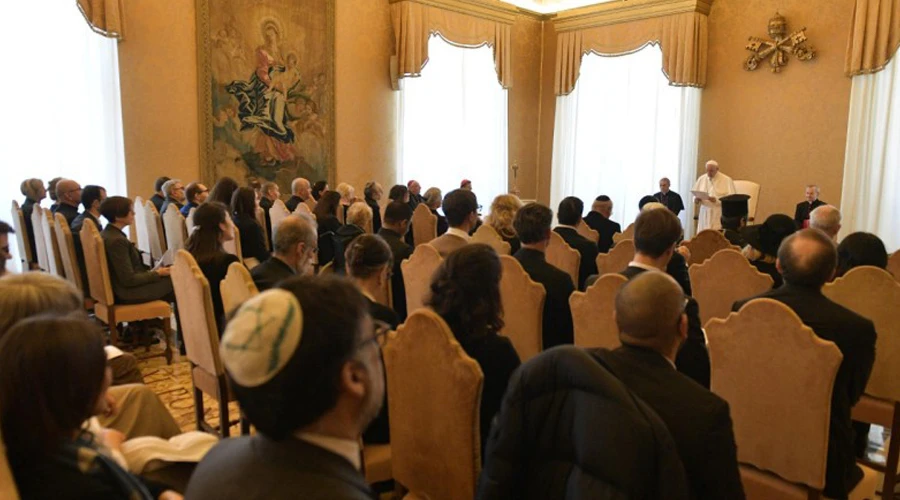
[390,0,522,24]
[553,0,712,32]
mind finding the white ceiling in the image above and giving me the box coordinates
[498,0,617,14]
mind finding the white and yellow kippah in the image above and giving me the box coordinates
[219,289,304,388]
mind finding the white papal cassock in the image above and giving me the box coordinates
[693,171,737,231]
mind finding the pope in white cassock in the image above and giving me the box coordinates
[692,160,737,231]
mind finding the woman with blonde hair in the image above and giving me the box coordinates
[485,194,524,254]
[20,178,47,267]
[335,182,356,222]
[423,187,448,236]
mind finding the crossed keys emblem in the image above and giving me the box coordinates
[744,13,816,73]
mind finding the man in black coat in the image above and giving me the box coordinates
[149,176,169,214]
[53,179,83,226]
[378,201,413,320]
[583,195,621,253]
[794,184,827,229]
[553,196,598,290]
[732,229,876,499]
[251,216,317,292]
[285,177,311,213]
[513,203,574,349]
[258,182,281,245]
[363,181,383,234]
[653,177,685,216]
[593,272,744,499]
[406,180,424,212]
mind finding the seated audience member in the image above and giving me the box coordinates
[460,179,473,191]
[286,177,311,213]
[485,194,523,254]
[150,176,170,213]
[733,229,876,499]
[72,185,107,234]
[363,181,383,234]
[207,177,239,207]
[258,181,281,239]
[311,180,328,202]
[429,244,521,456]
[231,187,270,264]
[407,180,424,211]
[48,177,63,213]
[719,194,750,247]
[388,184,409,204]
[20,178,47,265]
[594,272,744,498]
[742,214,797,288]
[378,201,413,320]
[429,189,478,258]
[336,183,356,221]
[185,202,239,333]
[100,196,174,304]
[252,216,318,292]
[583,195,620,253]
[54,179,83,226]
[186,276,383,500]
[0,221,12,277]
[159,179,185,215]
[810,204,842,241]
[836,232,889,277]
[794,184,827,229]
[513,203,574,349]
[654,177,685,216]
[333,202,372,273]
[180,182,208,217]
[249,179,262,202]
[638,195,657,211]
[554,197,599,289]
[423,187,448,236]
[313,190,342,236]
[0,314,183,500]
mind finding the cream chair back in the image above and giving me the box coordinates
[53,213,83,291]
[269,200,290,247]
[546,231,579,287]
[172,250,224,377]
[163,204,188,254]
[571,273,627,349]
[221,262,259,317]
[10,201,32,266]
[888,251,900,283]
[39,207,64,276]
[733,180,761,222]
[384,309,483,500]
[133,196,152,257]
[144,200,166,262]
[576,221,599,244]
[224,220,242,261]
[685,229,737,266]
[79,219,115,307]
[411,204,437,247]
[612,223,634,244]
[690,249,774,326]
[707,299,841,491]
[498,255,545,362]
[401,243,443,315]
[471,224,511,255]
[185,207,197,234]
[595,239,634,276]
[30,204,50,272]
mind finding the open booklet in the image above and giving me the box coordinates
[152,248,175,270]
[691,190,713,201]
[120,432,219,474]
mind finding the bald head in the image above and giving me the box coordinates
[56,179,82,207]
[292,178,311,199]
[809,205,841,240]
[274,215,317,255]
[616,271,687,353]
[777,229,837,288]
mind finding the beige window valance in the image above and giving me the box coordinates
[391,0,516,88]
[77,0,125,40]
[845,0,900,76]
[553,1,710,96]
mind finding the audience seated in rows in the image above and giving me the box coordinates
[159,179,185,217]
[185,202,239,333]
[186,276,383,499]
[363,182,383,234]
[733,229,876,498]
[207,177,239,207]
[593,272,744,498]
[231,187,270,264]
[554,196,599,289]
[422,187,448,236]
[150,176,170,213]
[100,196,174,304]
[286,177,311,213]
[742,213,797,288]
[428,244,521,457]
[430,189,478,258]
[583,195,620,253]
[378,201,413,320]
[513,203,574,349]
[180,182,208,217]
[485,194,523,254]
[53,179,83,226]
[20,178,47,265]
[313,191,342,236]
[251,215,317,292]
[0,314,183,500]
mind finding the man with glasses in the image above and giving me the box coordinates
[159,179,186,216]
[187,276,384,500]
[181,182,209,217]
[53,179,83,226]
[251,215,318,292]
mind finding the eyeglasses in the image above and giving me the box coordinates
[356,320,391,351]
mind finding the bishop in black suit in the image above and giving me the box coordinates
[653,177,685,216]
[794,186,827,228]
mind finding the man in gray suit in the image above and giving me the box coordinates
[186,275,384,500]
[428,189,478,258]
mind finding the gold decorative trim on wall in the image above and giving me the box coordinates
[554,0,711,32]
[390,0,520,23]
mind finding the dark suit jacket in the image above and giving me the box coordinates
[185,436,375,500]
[101,224,173,304]
[317,215,341,237]
[513,248,574,349]
[196,252,241,334]
[258,197,273,245]
[432,209,449,236]
[751,260,782,289]
[234,212,270,263]
[654,191,685,216]
[250,256,295,292]
[149,193,165,213]
[54,203,80,227]
[362,296,398,445]
[733,285,876,498]
[585,252,693,297]
[722,228,746,248]
[794,199,827,228]
[333,224,365,274]
[554,227,599,290]
[621,266,710,388]
[159,198,183,218]
[365,197,382,234]
[285,195,306,213]
[21,198,38,264]
[378,228,413,320]
[594,345,744,500]
[180,201,198,218]
[583,211,621,253]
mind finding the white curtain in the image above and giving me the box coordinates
[398,34,508,211]
[0,1,127,272]
[550,44,701,236]
[840,55,900,251]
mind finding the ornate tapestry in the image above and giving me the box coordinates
[196,0,335,190]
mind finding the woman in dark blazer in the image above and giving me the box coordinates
[230,187,270,264]
[185,202,240,333]
[427,244,521,457]
[313,191,343,236]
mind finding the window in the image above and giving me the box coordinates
[0,2,127,271]
[550,44,701,234]
[397,35,508,208]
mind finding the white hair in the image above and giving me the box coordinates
[809,205,841,238]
